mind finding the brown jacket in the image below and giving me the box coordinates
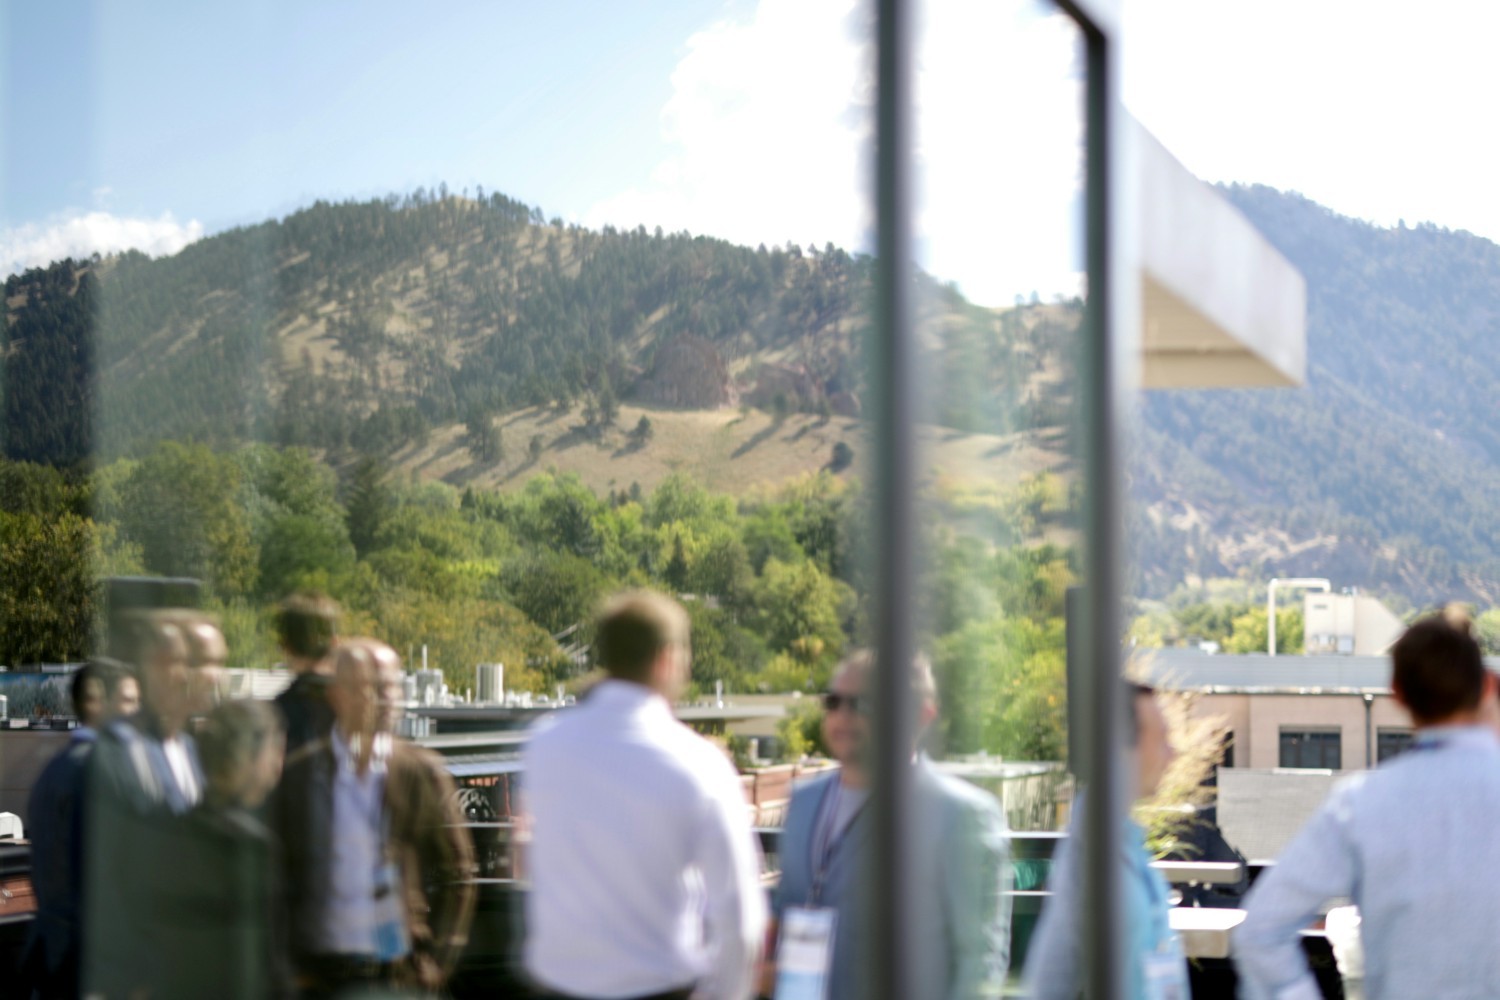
[272,735,477,991]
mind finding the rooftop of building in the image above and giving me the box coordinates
[1141,647,1500,694]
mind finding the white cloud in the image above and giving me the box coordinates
[1121,0,1500,244]
[586,0,1085,306]
[912,2,1083,304]
[586,0,871,254]
[0,210,204,275]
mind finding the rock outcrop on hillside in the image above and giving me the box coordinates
[632,334,736,409]
[742,361,863,415]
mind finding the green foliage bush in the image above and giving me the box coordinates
[0,443,1123,768]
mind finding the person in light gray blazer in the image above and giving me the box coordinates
[766,651,1012,1000]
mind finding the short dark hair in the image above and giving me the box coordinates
[1391,614,1484,724]
[197,699,282,790]
[277,592,340,659]
[70,660,127,718]
[594,591,689,684]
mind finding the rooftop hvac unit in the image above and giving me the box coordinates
[398,715,432,739]
[476,663,504,703]
[415,669,445,706]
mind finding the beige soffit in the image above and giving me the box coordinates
[1134,120,1307,389]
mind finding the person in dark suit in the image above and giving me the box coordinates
[21,659,134,999]
[153,698,290,999]
[85,613,206,997]
[273,638,475,998]
[272,592,341,755]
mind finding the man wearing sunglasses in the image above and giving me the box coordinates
[763,650,1012,999]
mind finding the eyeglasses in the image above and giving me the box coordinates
[821,692,866,715]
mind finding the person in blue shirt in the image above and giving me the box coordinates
[1024,682,1190,1000]
[22,659,137,999]
[766,650,1012,1000]
[1236,612,1500,1000]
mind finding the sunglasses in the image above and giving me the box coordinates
[821,692,867,715]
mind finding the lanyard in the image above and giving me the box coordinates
[809,782,866,906]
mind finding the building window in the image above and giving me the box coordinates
[1377,728,1414,763]
[1279,729,1341,769]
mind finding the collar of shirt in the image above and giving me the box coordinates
[161,734,201,807]
[1411,723,1499,752]
[332,727,392,775]
[584,678,673,721]
[71,726,97,744]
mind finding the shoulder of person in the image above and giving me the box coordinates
[923,763,1005,819]
[787,769,838,809]
[102,715,144,745]
[65,736,96,764]
[89,718,141,776]
[183,805,241,844]
[391,736,447,775]
[282,735,332,774]
[652,721,732,775]
[523,706,566,744]
[217,805,275,844]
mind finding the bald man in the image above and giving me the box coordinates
[273,639,475,997]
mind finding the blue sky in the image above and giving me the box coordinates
[2,0,731,233]
[4,0,1499,304]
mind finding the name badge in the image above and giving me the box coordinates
[373,860,410,961]
[775,906,837,1000]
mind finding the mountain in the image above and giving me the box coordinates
[1,190,1048,467]
[5,184,1498,607]
[1131,185,1500,605]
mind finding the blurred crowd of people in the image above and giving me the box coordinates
[22,582,1488,1000]
[21,594,474,1000]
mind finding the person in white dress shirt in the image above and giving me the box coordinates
[522,590,767,1000]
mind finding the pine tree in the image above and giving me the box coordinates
[344,457,391,557]
[665,534,690,592]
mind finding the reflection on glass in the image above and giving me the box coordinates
[911,0,1084,992]
[912,0,1082,818]
[0,2,920,997]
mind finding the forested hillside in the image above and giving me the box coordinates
[0,192,1075,761]
[6,181,1499,658]
[2,189,1048,467]
[1131,185,1500,605]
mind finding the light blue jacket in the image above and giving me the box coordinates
[1023,801,1187,1000]
[773,762,1012,1000]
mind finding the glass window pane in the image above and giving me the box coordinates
[5,4,885,995]
[1377,728,1413,763]
[1280,729,1342,769]
[910,0,1084,989]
